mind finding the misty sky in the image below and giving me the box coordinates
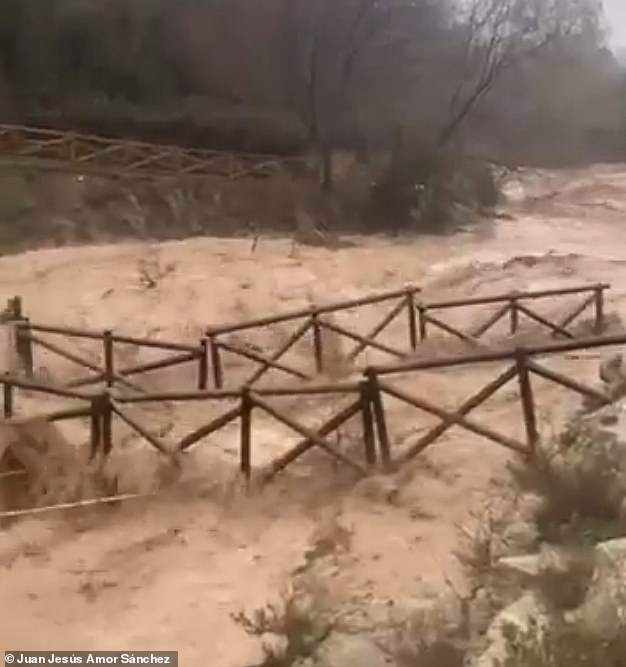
[605,0,626,48]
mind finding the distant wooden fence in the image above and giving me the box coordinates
[418,283,607,344]
[205,285,423,388]
[204,283,608,388]
[0,123,308,180]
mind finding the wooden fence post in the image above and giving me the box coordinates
[3,381,13,418]
[9,296,22,320]
[360,380,377,467]
[406,290,418,351]
[103,330,114,388]
[311,310,324,373]
[240,387,253,480]
[100,392,113,456]
[510,298,519,335]
[417,305,428,341]
[208,334,223,389]
[515,348,539,459]
[90,392,113,458]
[89,396,102,459]
[417,303,428,340]
[197,337,209,390]
[365,368,391,469]
[15,319,34,378]
[594,286,605,333]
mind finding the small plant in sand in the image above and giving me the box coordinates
[232,577,333,667]
[390,502,518,667]
[455,504,510,591]
[454,499,526,617]
[137,243,176,289]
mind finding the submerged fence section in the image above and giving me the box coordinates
[0,282,621,506]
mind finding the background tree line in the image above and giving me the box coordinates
[0,0,625,234]
[0,0,622,163]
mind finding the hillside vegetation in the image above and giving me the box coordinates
[1,0,626,238]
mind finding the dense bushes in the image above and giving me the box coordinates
[369,144,500,232]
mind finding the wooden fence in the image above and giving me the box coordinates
[0,123,308,180]
[366,331,626,465]
[4,287,422,393]
[0,282,620,501]
[205,285,422,389]
[204,283,608,388]
[4,283,608,394]
[3,330,626,488]
[417,283,607,344]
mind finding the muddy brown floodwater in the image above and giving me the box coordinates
[3,163,626,665]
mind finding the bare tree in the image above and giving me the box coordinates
[0,0,616,174]
[438,0,604,144]
[278,0,444,189]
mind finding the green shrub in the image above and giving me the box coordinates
[510,418,626,546]
[369,142,499,233]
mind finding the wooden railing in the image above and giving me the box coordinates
[2,328,625,484]
[0,123,308,180]
[0,282,621,514]
[5,283,607,393]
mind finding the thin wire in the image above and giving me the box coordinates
[0,469,27,480]
[0,491,156,519]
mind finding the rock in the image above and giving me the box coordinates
[310,632,394,667]
[474,592,549,667]
[260,633,289,659]
[498,543,586,579]
[501,521,539,554]
[515,492,546,524]
[497,544,596,613]
[484,538,626,665]
[497,554,542,578]
[536,545,596,611]
[538,544,579,576]
[566,538,626,640]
